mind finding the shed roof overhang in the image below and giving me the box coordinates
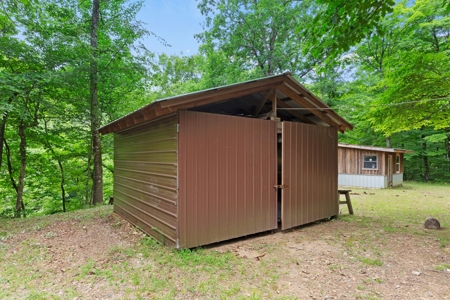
[338,143,414,154]
[99,72,353,135]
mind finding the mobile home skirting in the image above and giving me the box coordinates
[338,173,404,188]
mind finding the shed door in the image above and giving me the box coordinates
[178,111,278,248]
[281,122,338,230]
[387,155,393,187]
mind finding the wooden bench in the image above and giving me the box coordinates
[338,190,354,215]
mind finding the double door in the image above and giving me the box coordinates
[178,111,338,247]
[280,122,338,230]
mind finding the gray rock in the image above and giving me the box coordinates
[424,217,441,230]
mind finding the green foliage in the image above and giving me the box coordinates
[1,0,449,216]
[372,54,450,134]
[146,53,205,99]
[307,66,345,106]
[0,0,151,217]
[391,129,450,182]
[306,0,395,62]
[197,0,395,78]
[336,0,450,182]
[365,0,450,134]
[196,0,326,78]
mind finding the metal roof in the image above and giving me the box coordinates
[99,72,353,135]
[338,143,414,154]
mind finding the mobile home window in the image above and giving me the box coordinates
[396,155,400,173]
[363,155,378,170]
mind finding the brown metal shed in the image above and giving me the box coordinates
[99,72,353,248]
[338,144,413,188]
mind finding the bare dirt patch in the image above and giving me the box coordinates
[211,220,450,299]
[1,188,450,300]
[1,208,143,299]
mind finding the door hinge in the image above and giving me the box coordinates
[176,124,179,133]
[274,184,286,189]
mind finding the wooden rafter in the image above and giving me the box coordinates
[99,76,285,134]
[99,73,353,135]
[284,76,353,130]
[160,78,284,109]
[253,89,272,116]
[277,84,344,133]
[230,96,256,115]
[276,100,315,124]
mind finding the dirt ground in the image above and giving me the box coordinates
[213,221,450,299]
[2,207,450,299]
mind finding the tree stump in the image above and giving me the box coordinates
[424,217,440,230]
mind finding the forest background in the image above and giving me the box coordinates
[1,0,449,218]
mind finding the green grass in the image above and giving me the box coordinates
[359,257,383,266]
[336,182,450,279]
[0,182,449,299]
[435,263,450,271]
[339,182,450,247]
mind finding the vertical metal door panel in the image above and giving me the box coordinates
[178,111,278,248]
[282,122,338,230]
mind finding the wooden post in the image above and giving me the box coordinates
[271,89,278,121]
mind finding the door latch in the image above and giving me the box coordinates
[274,184,285,189]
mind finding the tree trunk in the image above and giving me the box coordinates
[0,112,8,170]
[386,136,391,148]
[90,0,103,205]
[57,160,66,212]
[0,93,17,170]
[43,119,67,212]
[4,139,18,193]
[15,121,27,218]
[85,148,92,206]
[423,155,430,182]
[446,130,450,181]
[421,131,429,183]
[446,130,450,160]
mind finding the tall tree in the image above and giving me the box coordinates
[90,0,103,205]
[0,0,153,216]
[196,0,395,79]
[369,0,450,135]
[341,2,414,147]
[306,0,395,62]
[196,0,323,78]
[339,0,450,182]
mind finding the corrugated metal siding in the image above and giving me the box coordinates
[392,174,403,187]
[282,122,338,230]
[114,114,178,246]
[178,110,278,248]
[338,174,387,188]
